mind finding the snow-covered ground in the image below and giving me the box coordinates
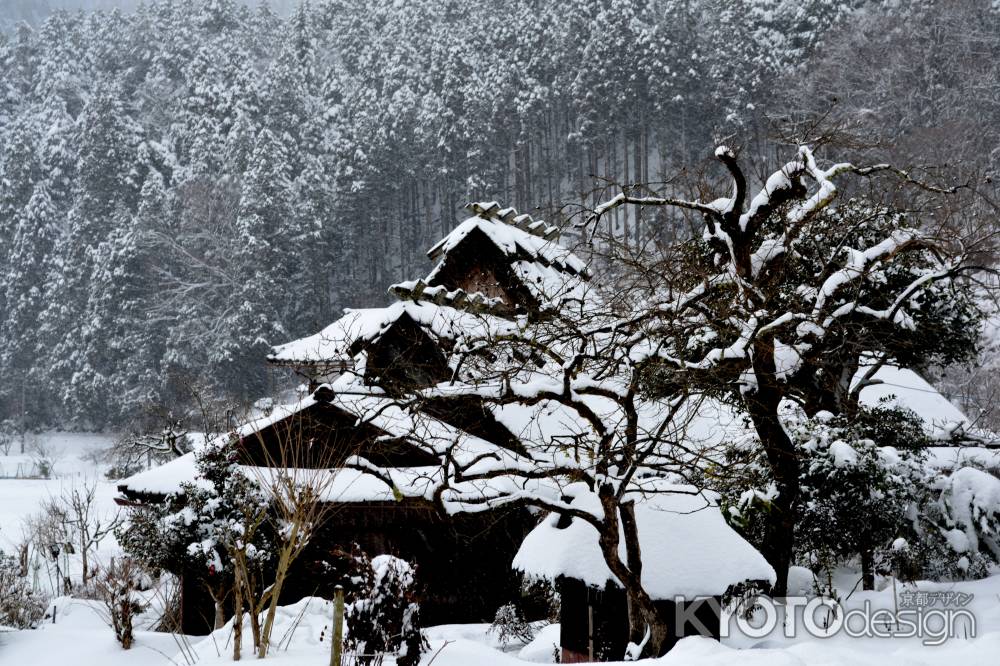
[2,571,1000,665]
[0,432,120,589]
[3,432,999,665]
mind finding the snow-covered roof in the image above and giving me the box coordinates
[268,301,497,366]
[427,202,588,276]
[118,376,526,502]
[118,449,442,504]
[854,364,970,438]
[117,451,207,497]
[418,202,591,311]
[512,483,775,599]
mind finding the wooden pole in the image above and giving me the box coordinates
[330,585,344,666]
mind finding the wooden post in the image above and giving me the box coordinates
[330,585,344,666]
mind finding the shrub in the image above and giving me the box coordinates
[488,602,536,647]
[0,550,47,628]
[346,553,426,666]
[92,557,149,649]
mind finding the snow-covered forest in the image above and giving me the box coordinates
[5,2,1000,665]
[5,0,998,431]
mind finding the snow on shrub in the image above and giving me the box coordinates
[345,553,426,666]
[938,466,1000,559]
[721,402,929,586]
[488,602,536,647]
[894,464,1000,581]
[92,556,149,649]
[0,550,47,629]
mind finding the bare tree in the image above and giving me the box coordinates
[244,418,346,659]
[25,481,120,591]
[55,482,121,588]
[338,283,730,657]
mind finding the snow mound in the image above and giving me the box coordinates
[187,596,335,661]
[941,466,1000,558]
[518,623,561,662]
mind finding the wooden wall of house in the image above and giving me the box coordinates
[179,500,535,635]
[364,317,452,393]
[427,230,536,312]
[285,501,536,625]
[557,578,723,662]
[558,579,629,662]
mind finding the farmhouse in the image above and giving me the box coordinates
[118,202,591,634]
[117,201,972,657]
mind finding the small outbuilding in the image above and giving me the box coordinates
[513,486,775,662]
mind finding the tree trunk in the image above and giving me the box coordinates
[80,536,89,588]
[258,521,298,658]
[213,595,225,631]
[745,376,800,597]
[233,574,244,661]
[597,491,671,658]
[249,568,262,649]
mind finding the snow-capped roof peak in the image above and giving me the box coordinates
[426,202,586,276]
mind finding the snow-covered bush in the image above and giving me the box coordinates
[791,404,928,586]
[723,399,1000,585]
[723,402,929,588]
[893,464,1000,581]
[92,556,148,649]
[119,436,276,633]
[488,602,536,647]
[0,550,47,628]
[935,466,1000,560]
[346,553,426,666]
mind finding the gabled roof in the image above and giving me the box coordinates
[267,301,499,367]
[117,376,529,503]
[393,202,591,314]
[426,202,588,276]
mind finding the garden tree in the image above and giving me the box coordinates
[775,0,1000,432]
[20,481,120,592]
[119,437,276,635]
[345,553,426,666]
[0,549,47,629]
[49,482,121,588]
[721,402,930,590]
[243,422,345,659]
[587,143,984,594]
[898,464,1000,582]
[91,557,148,650]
